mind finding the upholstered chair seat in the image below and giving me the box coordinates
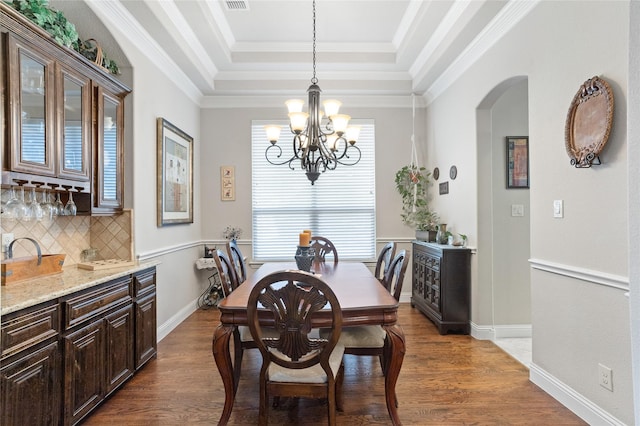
[267,343,345,384]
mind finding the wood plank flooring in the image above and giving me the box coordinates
[85,304,586,425]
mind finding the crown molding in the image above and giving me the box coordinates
[425,0,540,104]
[86,0,204,104]
[200,94,426,109]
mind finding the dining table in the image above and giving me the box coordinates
[212,261,405,425]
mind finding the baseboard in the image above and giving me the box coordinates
[469,322,532,340]
[470,321,494,340]
[494,324,532,339]
[530,363,626,426]
[157,296,199,342]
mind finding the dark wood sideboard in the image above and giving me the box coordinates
[0,266,157,425]
[411,241,471,334]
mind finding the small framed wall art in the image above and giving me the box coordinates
[221,166,235,201]
[157,118,194,226]
[506,136,529,189]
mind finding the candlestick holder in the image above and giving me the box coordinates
[295,245,315,272]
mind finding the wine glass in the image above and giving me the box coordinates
[3,186,22,220]
[54,192,65,216]
[28,187,43,221]
[17,186,33,221]
[40,189,54,221]
[64,191,77,216]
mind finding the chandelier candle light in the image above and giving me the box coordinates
[264,0,362,184]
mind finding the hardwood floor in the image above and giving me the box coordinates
[85,304,586,425]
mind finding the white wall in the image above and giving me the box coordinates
[425,1,632,423]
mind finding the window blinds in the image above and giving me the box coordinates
[251,119,376,261]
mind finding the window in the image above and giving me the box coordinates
[252,119,376,261]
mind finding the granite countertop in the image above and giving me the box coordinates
[1,260,161,316]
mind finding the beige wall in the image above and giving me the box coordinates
[199,106,421,245]
[425,1,631,423]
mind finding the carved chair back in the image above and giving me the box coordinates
[374,241,397,283]
[213,249,240,298]
[247,270,342,371]
[226,239,247,283]
[384,249,410,302]
[310,236,339,265]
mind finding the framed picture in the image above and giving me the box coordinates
[157,118,194,226]
[221,166,235,201]
[506,136,529,189]
[439,181,449,195]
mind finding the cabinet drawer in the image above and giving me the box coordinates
[63,276,132,330]
[133,268,156,298]
[1,302,60,359]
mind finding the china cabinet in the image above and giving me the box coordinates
[411,241,471,334]
[1,3,130,214]
[93,86,125,213]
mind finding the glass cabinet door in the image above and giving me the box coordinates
[58,66,90,181]
[8,36,56,176]
[95,87,123,211]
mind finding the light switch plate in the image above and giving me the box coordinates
[511,204,524,217]
[553,200,564,218]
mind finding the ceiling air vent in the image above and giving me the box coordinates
[224,0,249,11]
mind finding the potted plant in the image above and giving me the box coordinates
[394,165,439,241]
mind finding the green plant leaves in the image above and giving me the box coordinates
[8,0,119,74]
[395,165,438,231]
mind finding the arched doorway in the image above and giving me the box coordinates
[476,76,531,365]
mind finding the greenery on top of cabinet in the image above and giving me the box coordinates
[6,0,120,74]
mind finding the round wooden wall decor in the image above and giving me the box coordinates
[564,76,614,168]
[433,167,439,180]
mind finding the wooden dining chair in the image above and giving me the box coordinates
[374,241,397,283]
[247,270,345,425]
[212,249,239,298]
[337,250,409,376]
[226,239,247,283]
[213,248,272,389]
[310,236,339,265]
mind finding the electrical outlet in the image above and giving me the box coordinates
[1,233,14,253]
[599,363,613,391]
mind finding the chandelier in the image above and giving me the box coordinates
[263,0,361,185]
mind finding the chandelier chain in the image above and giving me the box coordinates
[263,0,361,184]
[311,0,317,84]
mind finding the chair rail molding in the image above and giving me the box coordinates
[529,258,629,291]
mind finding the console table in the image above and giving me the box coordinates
[411,241,471,334]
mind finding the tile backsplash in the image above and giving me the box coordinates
[1,210,133,266]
